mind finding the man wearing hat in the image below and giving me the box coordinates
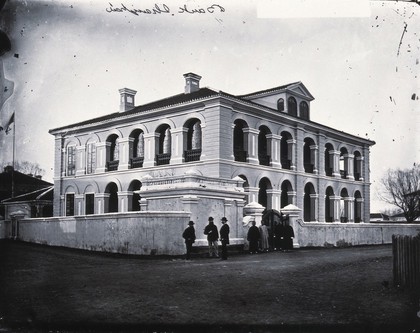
[182,221,196,260]
[219,217,230,260]
[203,216,219,258]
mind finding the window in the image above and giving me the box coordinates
[85,193,95,215]
[277,98,284,112]
[67,146,76,176]
[86,142,96,174]
[66,193,75,216]
[300,101,309,120]
[288,97,297,116]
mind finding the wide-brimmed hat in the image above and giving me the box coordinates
[188,221,195,225]
[221,217,228,222]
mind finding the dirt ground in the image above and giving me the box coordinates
[0,240,419,333]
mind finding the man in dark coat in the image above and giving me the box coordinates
[274,221,285,251]
[204,216,219,257]
[219,217,230,260]
[284,217,295,251]
[247,220,260,254]
[182,220,196,260]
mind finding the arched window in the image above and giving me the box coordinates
[156,125,171,165]
[106,134,119,171]
[277,98,284,112]
[304,183,316,222]
[258,126,271,166]
[258,177,272,209]
[233,120,248,162]
[300,101,309,120]
[354,191,363,223]
[304,138,316,173]
[325,187,334,222]
[130,130,144,168]
[66,145,76,176]
[86,141,96,174]
[105,182,118,213]
[340,147,349,179]
[324,143,334,176]
[281,180,293,208]
[280,131,293,170]
[128,180,142,211]
[340,188,349,222]
[288,97,297,116]
[354,151,363,181]
[185,119,202,162]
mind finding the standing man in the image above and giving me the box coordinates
[204,216,219,258]
[284,217,295,252]
[219,217,230,260]
[182,220,196,260]
[247,220,260,254]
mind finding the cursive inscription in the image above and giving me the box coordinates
[106,3,225,16]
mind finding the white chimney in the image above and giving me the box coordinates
[119,88,137,112]
[183,73,202,94]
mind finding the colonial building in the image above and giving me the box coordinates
[49,73,375,245]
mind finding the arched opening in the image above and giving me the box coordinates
[354,191,362,223]
[325,143,334,176]
[156,124,171,165]
[281,180,293,208]
[354,151,362,181]
[340,147,349,179]
[340,188,349,222]
[258,125,271,166]
[130,129,144,168]
[325,187,334,222]
[233,119,248,162]
[300,101,309,120]
[277,98,284,112]
[128,180,142,211]
[304,137,316,173]
[185,119,202,162]
[258,177,272,209]
[288,97,297,116]
[86,140,97,174]
[304,182,316,222]
[280,131,293,170]
[106,134,119,171]
[105,182,118,213]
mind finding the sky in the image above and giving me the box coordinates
[0,0,418,212]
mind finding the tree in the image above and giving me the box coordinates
[3,161,45,177]
[381,164,420,222]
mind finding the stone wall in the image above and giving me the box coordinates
[16,211,190,255]
[296,220,420,247]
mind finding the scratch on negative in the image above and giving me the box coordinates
[397,22,408,56]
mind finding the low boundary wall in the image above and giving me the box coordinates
[296,220,420,247]
[16,211,191,256]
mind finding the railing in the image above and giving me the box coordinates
[107,160,119,171]
[130,156,144,168]
[185,149,201,162]
[156,153,171,166]
[258,154,270,166]
[234,149,247,162]
[281,158,291,169]
[392,234,420,289]
[304,163,314,173]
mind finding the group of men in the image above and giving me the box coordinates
[182,214,294,260]
[182,216,230,261]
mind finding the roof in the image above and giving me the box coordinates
[2,186,53,203]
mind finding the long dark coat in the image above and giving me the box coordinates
[204,223,219,242]
[182,226,196,244]
[284,225,295,250]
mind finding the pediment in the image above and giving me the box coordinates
[286,82,314,101]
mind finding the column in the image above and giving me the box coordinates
[143,133,159,167]
[244,128,259,165]
[170,128,187,165]
[118,191,132,213]
[95,193,109,214]
[75,145,86,176]
[95,142,109,173]
[296,127,304,173]
[60,195,65,216]
[288,191,297,206]
[346,154,354,180]
[356,198,364,223]
[331,196,341,222]
[287,139,296,170]
[310,145,319,174]
[281,204,302,248]
[346,197,354,222]
[267,134,281,168]
[118,138,133,170]
[266,189,281,211]
[310,194,319,221]
[332,151,341,177]
[356,156,364,181]
[317,134,326,176]
[75,194,84,216]
[247,187,260,203]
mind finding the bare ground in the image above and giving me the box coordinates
[0,240,419,333]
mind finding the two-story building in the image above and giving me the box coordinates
[49,73,375,245]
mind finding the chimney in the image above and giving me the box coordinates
[183,73,202,94]
[119,88,137,112]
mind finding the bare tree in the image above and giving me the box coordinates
[381,164,420,222]
[3,160,45,177]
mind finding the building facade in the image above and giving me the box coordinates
[49,73,375,245]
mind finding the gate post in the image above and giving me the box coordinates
[281,204,302,248]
